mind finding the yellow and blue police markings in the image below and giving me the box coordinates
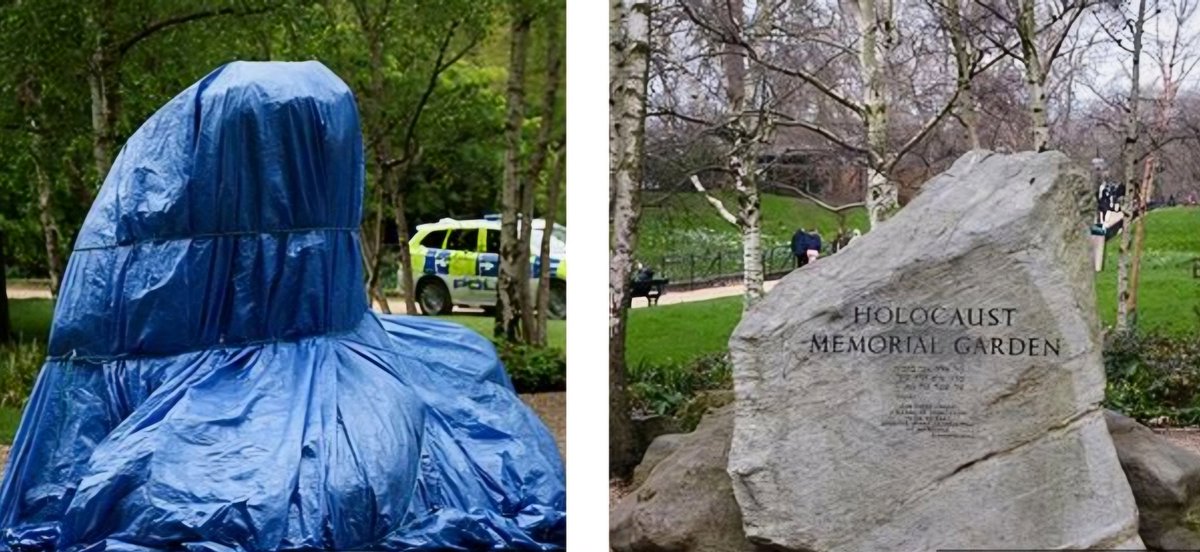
[532,255,565,279]
[415,245,564,285]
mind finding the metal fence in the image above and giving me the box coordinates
[639,245,796,288]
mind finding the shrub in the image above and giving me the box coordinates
[0,340,43,408]
[1104,331,1200,425]
[495,341,565,394]
[627,352,732,418]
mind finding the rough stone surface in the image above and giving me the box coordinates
[611,406,760,552]
[1107,410,1200,550]
[729,151,1143,551]
[630,432,686,490]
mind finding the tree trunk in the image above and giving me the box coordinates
[1115,0,1147,333]
[517,164,537,340]
[524,9,564,342]
[391,184,416,315]
[0,229,10,344]
[362,183,391,314]
[1128,155,1156,324]
[721,0,766,308]
[33,154,63,296]
[535,151,565,346]
[737,162,764,308]
[942,0,980,149]
[854,0,899,226]
[1016,0,1049,152]
[88,66,117,181]
[497,13,533,342]
[609,0,650,477]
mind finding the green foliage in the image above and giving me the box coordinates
[0,340,42,409]
[1105,331,1200,424]
[0,0,566,279]
[494,341,565,394]
[627,353,732,418]
[0,406,23,445]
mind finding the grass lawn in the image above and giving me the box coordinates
[627,207,1200,365]
[8,298,53,342]
[1094,206,1200,335]
[441,313,566,351]
[627,296,742,366]
[637,191,868,267]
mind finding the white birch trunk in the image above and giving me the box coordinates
[1016,0,1050,152]
[853,0,900,227]
[942,0,980,149]
[1116,0,1147,333]
[609,0,650,476]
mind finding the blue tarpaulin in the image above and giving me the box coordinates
[0,61,566,551]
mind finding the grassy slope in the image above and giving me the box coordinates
[636,191,868,265]
[628,207,1200,365]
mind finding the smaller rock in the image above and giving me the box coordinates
[1107,410,1200,550]
[633,413,684,453]
[611,406,758,552]
[631,433,686,489]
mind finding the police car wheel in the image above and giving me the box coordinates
[416,279,453,315]
[547,282,566,320]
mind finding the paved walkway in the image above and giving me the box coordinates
[629,278,781,308]
[5,285,51,300]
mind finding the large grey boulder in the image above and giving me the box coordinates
[611,406,759,552]
[729,151,1144,551]
[1107,410,1200,549]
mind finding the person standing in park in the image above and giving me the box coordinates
[792,227,811,268]
[806,230,822,265]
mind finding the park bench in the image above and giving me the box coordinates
[630,267,668,306]
[631,277,669,306]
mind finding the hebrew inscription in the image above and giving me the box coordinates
[806,305,1061,437]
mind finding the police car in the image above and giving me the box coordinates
[405,216,567,318]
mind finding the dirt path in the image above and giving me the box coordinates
[522,392,566,459]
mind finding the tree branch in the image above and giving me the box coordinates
[887,85,963,173]
[690,175,740,227]
[118,6,274,57]
[773,116,868,155]
[769,182,866,213]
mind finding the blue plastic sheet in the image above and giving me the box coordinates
[0,61,566,551]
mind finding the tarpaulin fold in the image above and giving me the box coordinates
[0,61,565,551]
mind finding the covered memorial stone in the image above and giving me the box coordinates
[0,61,565,551]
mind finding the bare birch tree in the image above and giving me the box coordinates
[1122,0,1199,330]
[610,0,651,476]
[930,0,984,148]
[1111,0,1151,332]
[681,0,772,308]
[975,0,1092,151]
